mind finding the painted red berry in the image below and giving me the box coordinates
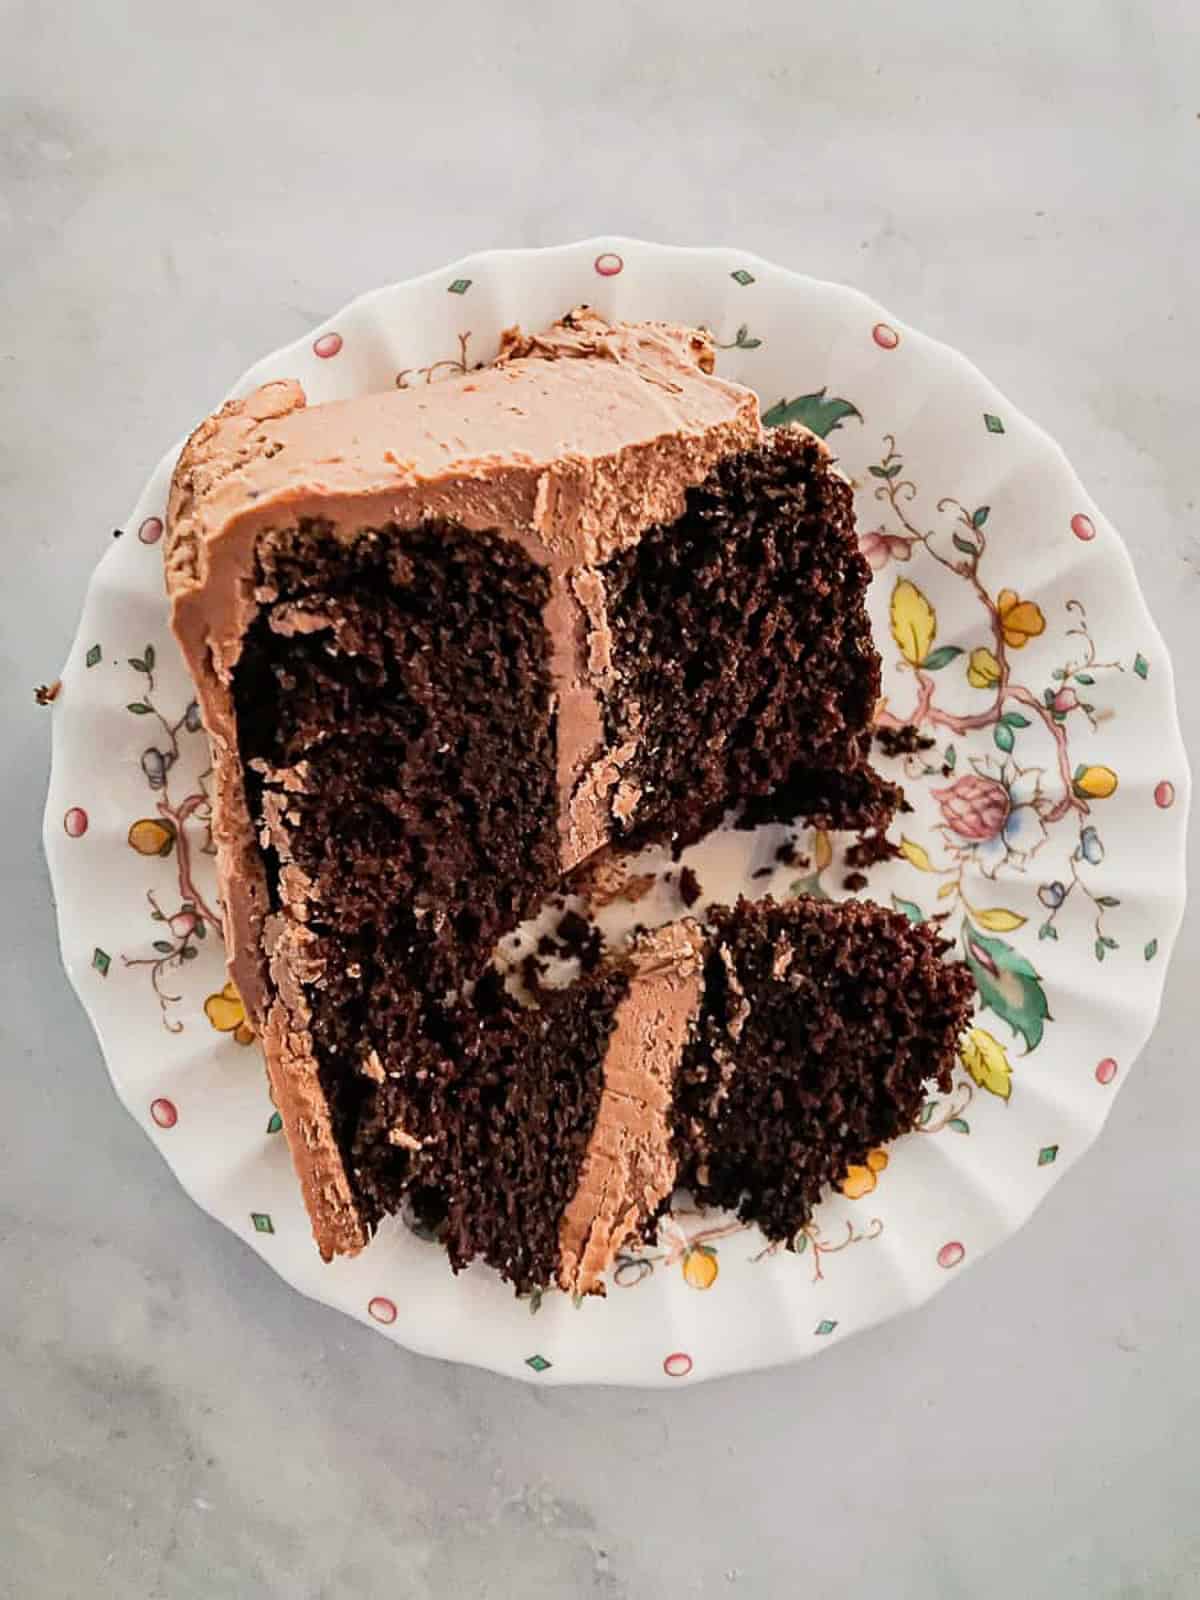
[937,1240,965,1269]
[150,1098,178,1129]
[63,807,88,838]
[593,252,623,277]
[872,322,900,350]
[138,517,164,545]
[169,911,198,939]
[1095,1057,1118,1086]
[663,1351,693,1378]
[313,332,343,359]
[1154,781,1175,810]
[368,1296,397,1325]
[1070,513,1096,542]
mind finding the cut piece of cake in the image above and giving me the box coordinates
[378,924,706,1297]
[385,900,973,1296]
[164,307,894,1260]
[673,897,977,1242]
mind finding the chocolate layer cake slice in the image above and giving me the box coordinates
[164,308,894,1260]
[388,900,974,1296]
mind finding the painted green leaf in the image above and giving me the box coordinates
[1074,672,1094,686]
[762,388,862,437]
[1144,938,1158,962]
[962,920,1050,1051]
[994,721,1015,753]
[152,940,174,955]
[983,412,1005,434]
[85,643,102,668]
[1038,922,1058,941]
[1096,895,1120,908]
[730,268,755,286]
[952,533,978,558]
[127,701,151,715]
[923,645,963,671]
[1095,938,1106,963]
[144,644,156,671]
[972,506,990,528]
[919,1100,937,1126]
[944,744,957,771]
[1001,712,1031,729]
[948,1117,970,1134]
[890,894,925,925]
[266,1111,283,1134]
[128,658,147,673]
[1134,653,1149,680]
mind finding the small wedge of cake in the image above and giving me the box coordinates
[164,307,895,1261]
[386,900,974,1297]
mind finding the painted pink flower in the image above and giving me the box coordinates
[859,529,914,571]
[1051,686,1079,714]
[935,760,1048,877]
[933,772,1010,842]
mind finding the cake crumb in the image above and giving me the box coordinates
[845,831,900,870]
[678,866,703,908]
[875,724,935,758]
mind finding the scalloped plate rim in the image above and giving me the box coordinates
[42,237,1190,1387]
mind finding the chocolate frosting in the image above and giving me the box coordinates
[164,308,759,1261]
[557,921,704,1296]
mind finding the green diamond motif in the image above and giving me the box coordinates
[1133,653,1149,680]
[447,278,472,295]
[525,1353,551,1373]
[983,412,1005,434]
[266,1111,283,1135]
[85,643,102,669]
[730,269,755,287]
[92,947,111,977]
[1037,1144,1059,1167]
[814,1319,838,1336]
[251,1212,275,1234]
[1144,939,1159,962]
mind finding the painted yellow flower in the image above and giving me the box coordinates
[996,589,1046,649]
[681,1245,719,1290]
[967,646,1002,689]
[841,1148,889,1199]
[1073,764,1119,800]
[204,980,255,1045]
[128,817,176,857]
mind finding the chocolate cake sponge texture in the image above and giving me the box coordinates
[373,899,975,1297]
[163,306,951,1285]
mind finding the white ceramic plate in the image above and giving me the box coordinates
[43,239,1189,1386]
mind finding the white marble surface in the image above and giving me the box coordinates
[4,2,1198,1595]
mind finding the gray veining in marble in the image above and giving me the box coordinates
[2,1,1198,1595]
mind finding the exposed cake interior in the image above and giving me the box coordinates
[674,898,977,1243]
[233,517,559,1188]
[375,969,633,1298]
[600,428,890,847]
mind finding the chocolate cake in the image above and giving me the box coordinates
[164,307,898,1266]
[361,901,973,1297]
